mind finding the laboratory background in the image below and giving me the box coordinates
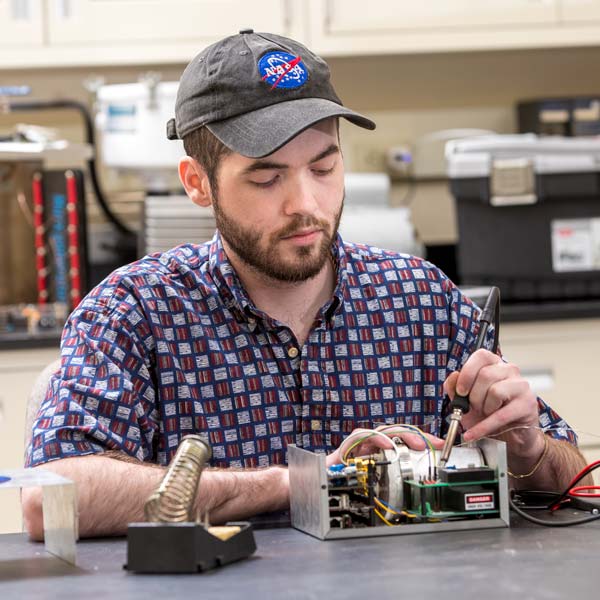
[1,0,600,588]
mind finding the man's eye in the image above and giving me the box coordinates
[313,166,335,176]
[250,175,279,188]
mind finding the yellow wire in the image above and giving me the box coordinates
[374,497,417,519]
[342,423,437,464]
[374,508,395,526]
[342,432,377,464]
[374,497,399,515]
[378,424,437,461]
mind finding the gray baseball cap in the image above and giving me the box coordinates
[166,29,375,158]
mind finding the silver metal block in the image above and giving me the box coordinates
[288,445,330,540]
[0,468,78,564]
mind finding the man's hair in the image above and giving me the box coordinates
[183,119,341,197]
[183,127,232,197]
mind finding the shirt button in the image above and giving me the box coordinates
[287,346,299,358]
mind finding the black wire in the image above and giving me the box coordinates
[512,489,562,510]
[549,462,600,510]
[509,495,600,527]
[8,99,136,238]
[510,464,600,526]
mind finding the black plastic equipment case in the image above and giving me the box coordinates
[518,97,600,137]
[446,135,600,302]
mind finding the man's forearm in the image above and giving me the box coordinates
[508,437,590,491]
[22,454,289,540]
[197,466,289,524]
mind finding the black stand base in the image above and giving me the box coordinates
[125,521,256,574]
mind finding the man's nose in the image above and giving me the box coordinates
[282,176,319,216]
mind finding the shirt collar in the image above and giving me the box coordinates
[207,231,349,326]
[207,232,254,323]
[324,233,348,322]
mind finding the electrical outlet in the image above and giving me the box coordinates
[387,144,413,177]
[349,144,387,172]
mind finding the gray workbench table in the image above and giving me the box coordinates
[1,519,599,599]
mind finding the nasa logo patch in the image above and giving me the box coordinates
[258,51,308,90]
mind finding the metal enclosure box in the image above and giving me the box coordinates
[288,438,509,540]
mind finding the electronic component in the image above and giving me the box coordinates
[438,466,495,483]
[289,437,509,540]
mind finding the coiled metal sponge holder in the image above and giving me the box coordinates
[144,435,211,523]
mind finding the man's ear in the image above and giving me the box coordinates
[179,156,213,207]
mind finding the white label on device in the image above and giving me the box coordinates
[551,218,600,272]
[464,493,494,511]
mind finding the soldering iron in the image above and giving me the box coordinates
[438,286,501,470]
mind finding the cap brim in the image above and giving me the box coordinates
[206,98,375,158]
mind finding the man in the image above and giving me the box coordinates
[23,30,587,539]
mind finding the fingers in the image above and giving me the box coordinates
[444,349,526,422]
[398,432,445,451]
[330,427,446,465]
[332,428,395,465]
[443,351,540,453]
[375,424,445,450]
[443,370,460,399]
[469,362,520,416]
[359,436,395,454]
[358,430,445,453]
[326,449,341,468]
[424,432,446,449]
[454,349,501,397]
[462,378,537,442]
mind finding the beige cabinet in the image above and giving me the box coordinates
[500,318,600,465]
[0,347,59,534]
[319,0,558,32]
[1,0,306,68]
[0,0,44,47]
[561,0,600,21]
[47,0,298,45]
[308,0,600,56]
[4,0,600,68]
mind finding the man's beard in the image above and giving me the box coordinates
[212,193,343,283]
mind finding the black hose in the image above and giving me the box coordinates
[8,99,136,238]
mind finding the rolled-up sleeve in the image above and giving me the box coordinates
[25,284,158,467]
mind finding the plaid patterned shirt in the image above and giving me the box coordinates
[26,233,574,469]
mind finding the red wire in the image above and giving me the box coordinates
[550,460,600,511]
[565,460,600,490]
[568,485,600,498]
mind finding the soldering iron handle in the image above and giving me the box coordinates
[448,287,500,416]
[479,286,501,324]
[450,393,470,414]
